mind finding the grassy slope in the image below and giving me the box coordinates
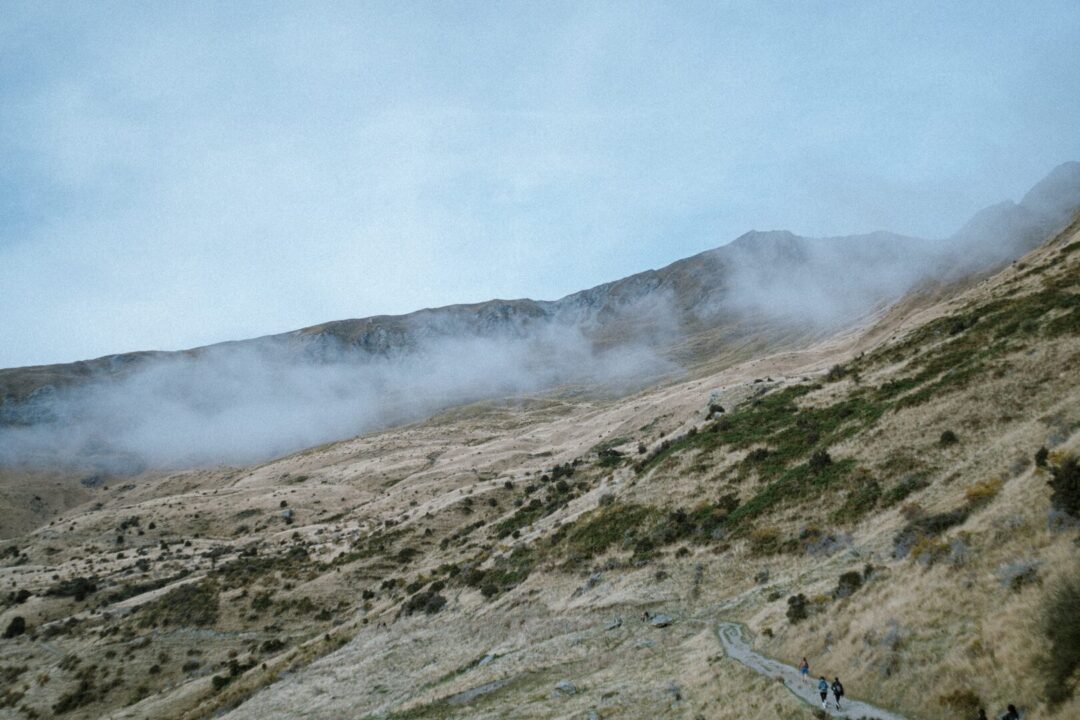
[0,220,1078,720]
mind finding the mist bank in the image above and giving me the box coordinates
[1,161,1078,470]
[0,324,677,470]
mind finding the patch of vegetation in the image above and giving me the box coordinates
[3,616,26,638]
[748,527,787,555]
[825,364,848,382]
[104,572,190,604]
[831,474,881,523]
[860,267,1080,407]
[1042,564,1080,705]
[727,458,858,526]
[46,576,97,602]
[139,580,219,627]
[834,571,863,599]
[596,448,625,468]
[53,679,98,714]
[400,590,447,616]
[964,478,1003,507]
[892,508,969,559]
[1048,454,1080,518]
[461,547,537,599]
[1035,446,1050,468]
[560,504,655,558]
[938,430,959,447]
[881,475,930,507]
[786,594,808,623]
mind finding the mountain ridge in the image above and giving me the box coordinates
[1,163,1079,471]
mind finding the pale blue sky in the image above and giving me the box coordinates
[2,1,1079,368]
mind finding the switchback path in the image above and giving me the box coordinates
[715,622,907,720]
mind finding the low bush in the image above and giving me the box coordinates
[881,475,930,507]
[1042,565,1080,705]
[46,577,97,602]
[833,571,863,599]
[786,594,808,623]
[139,580,219,628]
[3,616,26,638]
[938,430,959,447]
[893,509,969,559]
[1048,455,1080,518]
[401,590,447,616]
[1035,446,1050,468]
[748,527,783,556]
[964,478,1003,507]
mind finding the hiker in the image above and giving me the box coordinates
[1001,704,1020,720]
[831,677,845,709]
[798,657,810,685]
[976,709,988,720]
[817,677,829,709]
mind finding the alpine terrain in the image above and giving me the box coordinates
[2,162,1080,720]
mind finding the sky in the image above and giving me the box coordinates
[2,1,1079,369]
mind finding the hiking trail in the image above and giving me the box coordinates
[715,622,907,720]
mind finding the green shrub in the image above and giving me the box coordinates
[834,571,863,599]
[2,616,26,638]
[562,504,655,558]
[46,577,97,602]
[938,430,959,447]
[833,477,881,522]
[1035,446,1050,468]
[786,594,808,623]
[808,449,832,472]
[748,527,783,556]
[881,476,929,506]
[139,580,219,627]
[1048,455,1080,518]
[53,679,97,714]
[1042,565,1080,705]
[893,509,969,559]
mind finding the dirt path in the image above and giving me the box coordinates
[715,622,906,720]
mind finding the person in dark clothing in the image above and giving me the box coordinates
[831,677,845,709]
[1001,704,1020,720]
[976,709,988,720]
[817,677,829,709]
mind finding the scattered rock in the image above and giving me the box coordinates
[79,474,106,488]
[555,679,577,695]
[604,617,623,631]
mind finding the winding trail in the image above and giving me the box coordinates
[715,622,906,720]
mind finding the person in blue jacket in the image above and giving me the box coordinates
[818,677,829,709]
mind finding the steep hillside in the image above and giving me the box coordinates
[1,211,1078,719]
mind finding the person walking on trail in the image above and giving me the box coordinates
[798,657,810,685]
[831,677,845,710]
[1001,704,1020,720]
[818,677,829,709]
